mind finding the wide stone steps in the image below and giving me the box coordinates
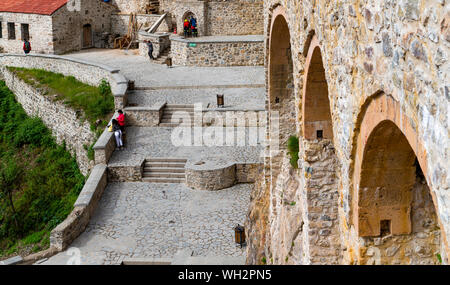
[143,158,186,183]
[160,104,195,127]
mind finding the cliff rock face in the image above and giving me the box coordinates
[246,0,450,265]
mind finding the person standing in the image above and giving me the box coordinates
[146,40,154,60]
[117,110,125,132]
[183,19,190,37]
[23,39,31,54]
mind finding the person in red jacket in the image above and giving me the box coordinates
[23,39,31,54]
[117,110,125,132]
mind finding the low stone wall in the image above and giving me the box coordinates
[185,157,236,191]
[124,102,166,126]
[170,36,264,67]
[108,162,144,182]
[236,163,261,183]
[0,54,128,109]
[138,32,171,59]
[50,164,108,251]
[0,67,95,175]
[93,128,116,165]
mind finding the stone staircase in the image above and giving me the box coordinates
[142,158,187,183]
[159,104,195,127]
[153,47,171,65]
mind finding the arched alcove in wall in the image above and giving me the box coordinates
[302,36,333,141]
[351,93,448,264]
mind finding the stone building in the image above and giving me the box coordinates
[0,0,116,54]
[246,0,450,265]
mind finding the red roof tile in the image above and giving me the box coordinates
[0,0,68,16]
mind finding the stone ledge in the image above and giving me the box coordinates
[75,164,108,207]
[0,53,119,73]
[93,127,116,165]
[50,164,108,251]
[170,35,264,44]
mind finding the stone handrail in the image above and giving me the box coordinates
[0,53,128,109]
[50,164,108,251]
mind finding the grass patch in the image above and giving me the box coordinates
[7,67,114,134]
[0,81,86,259]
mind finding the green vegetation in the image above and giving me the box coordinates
[287,135,299,169]
[261,256,266,264]
[7,67,114,137]
[0,81,85,258]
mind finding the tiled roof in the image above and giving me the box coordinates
[0,0,68,16]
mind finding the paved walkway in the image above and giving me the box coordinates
[108,126,264,167]
[43,183,250,265]
[65,49,264,88]
[128,87,265,110]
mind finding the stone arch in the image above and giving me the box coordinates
[268,6,295,150]
[300,33,341,264]
[267,5,296,183]
[351,92,449,264]
[302,35,333,141]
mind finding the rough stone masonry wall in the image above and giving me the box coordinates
[111,14,171,36]
[207,1,264,36]
[0,13,54,54]
[170,38,264,66]
[0,67,95,175]
[111,0,149,14]
[247,0,450,264]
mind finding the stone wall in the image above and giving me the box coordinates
[247,0,450,265]
[50,164,108,251]
[0,54,128,108]
[207,1,264,36]
[161,0,263,36]
[170,36,264,66]
[138,32,171,59]
[0,66,95,175]
[111,0,149,13]
[0,13,54,54]
[111,14,171,36]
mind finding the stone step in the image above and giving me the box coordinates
[144,162,186,168]
[165,104,195,108]
[142,177,184,183]
[161,116,194,120]
[146,158,187,163]
[142,172,185,178]
[159,123,193,127]
[145,167,185,173]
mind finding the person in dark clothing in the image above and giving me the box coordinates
[111,119,124,150]
[23,39,31,54]
[146,40,154,60]
[190,17,198,37]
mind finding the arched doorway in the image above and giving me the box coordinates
[82,24,93,48]
[268,9,295,178]
[181,11,198,37]
[301,34,341,264]
[351,93,448,265]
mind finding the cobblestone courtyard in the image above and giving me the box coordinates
[43,182,250,265]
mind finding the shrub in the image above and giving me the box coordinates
[287,135,299,169]
[0,81,85,257]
